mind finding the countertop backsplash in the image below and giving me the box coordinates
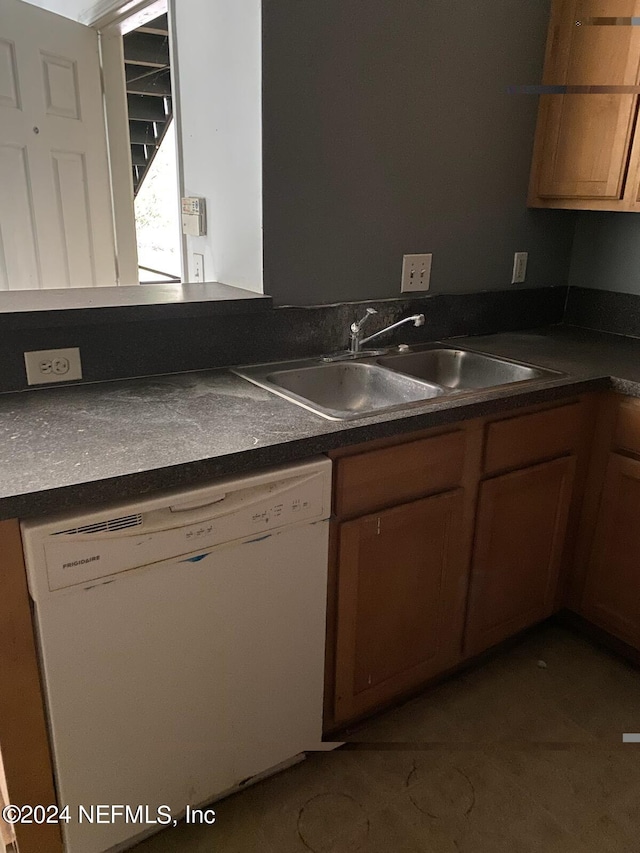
[0,287,567,394]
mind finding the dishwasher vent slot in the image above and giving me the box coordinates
[53,514,143,536]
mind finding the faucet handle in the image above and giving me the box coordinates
[350,307,377,334]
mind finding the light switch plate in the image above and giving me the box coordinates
[193,253,205,282]
[512,252,528,284]
[24,347,82,385]
[401,254,432,292]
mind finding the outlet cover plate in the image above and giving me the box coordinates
[512,252,528,284]
[401,254,432,293]
[24,347,82,385]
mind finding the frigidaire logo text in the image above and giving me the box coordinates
[63,555,101,569]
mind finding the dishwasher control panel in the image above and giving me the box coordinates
[21,458,332,599]
[183,489,314,544]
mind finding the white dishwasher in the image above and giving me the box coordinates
[21,457,332,853]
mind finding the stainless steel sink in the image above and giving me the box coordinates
[377,348,555,391]
[233,346,562,421]
[234,360,444,420]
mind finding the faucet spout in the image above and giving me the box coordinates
[359,313,425,348]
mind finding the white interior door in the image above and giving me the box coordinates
[0,0,117,289]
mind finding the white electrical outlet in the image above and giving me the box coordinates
[24,347,82,385]
[512,252,528,284]
[401,254,432,293]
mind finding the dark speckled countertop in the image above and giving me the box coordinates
[1,325,638,521]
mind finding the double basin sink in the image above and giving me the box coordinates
[233,346,561,421]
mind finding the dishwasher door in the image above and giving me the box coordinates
[21,458,331,853]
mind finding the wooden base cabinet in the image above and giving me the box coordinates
[571,396,640,650]
[0,520,63,853]
[326,398,594,730]
[333,489,468,725]
[580,453,640,646]
[464,456,577,657]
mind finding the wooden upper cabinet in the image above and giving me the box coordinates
[529,0,640,209]
[464,456,577,657]
[580,453,640,645]
[333,489,468,724]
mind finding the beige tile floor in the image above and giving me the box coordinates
[133,624,640,852]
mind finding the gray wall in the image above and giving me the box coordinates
[262,0,577,306]
[569,213,640,295]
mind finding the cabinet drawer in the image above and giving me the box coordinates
[484,403,581,474]
[614,399,640,457]
[334,430,466,518]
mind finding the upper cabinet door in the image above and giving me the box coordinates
[530,0,640,204]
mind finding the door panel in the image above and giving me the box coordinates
[0,0,118,289]
[42,53,81,119]
[464,456,576,656]
[334,489,468,724]
[51,150,96,285]
[0,38,19,108]
[581,453,640,646]
[0,143,40,290]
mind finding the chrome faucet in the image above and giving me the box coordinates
[349,308,378,353]
[349,310,425,353]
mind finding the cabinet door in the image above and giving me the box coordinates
[464,457,576,657]
[0,520,63,853]
[581,453,640,646]
[533,0,640,201]
[333,489,467,724]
